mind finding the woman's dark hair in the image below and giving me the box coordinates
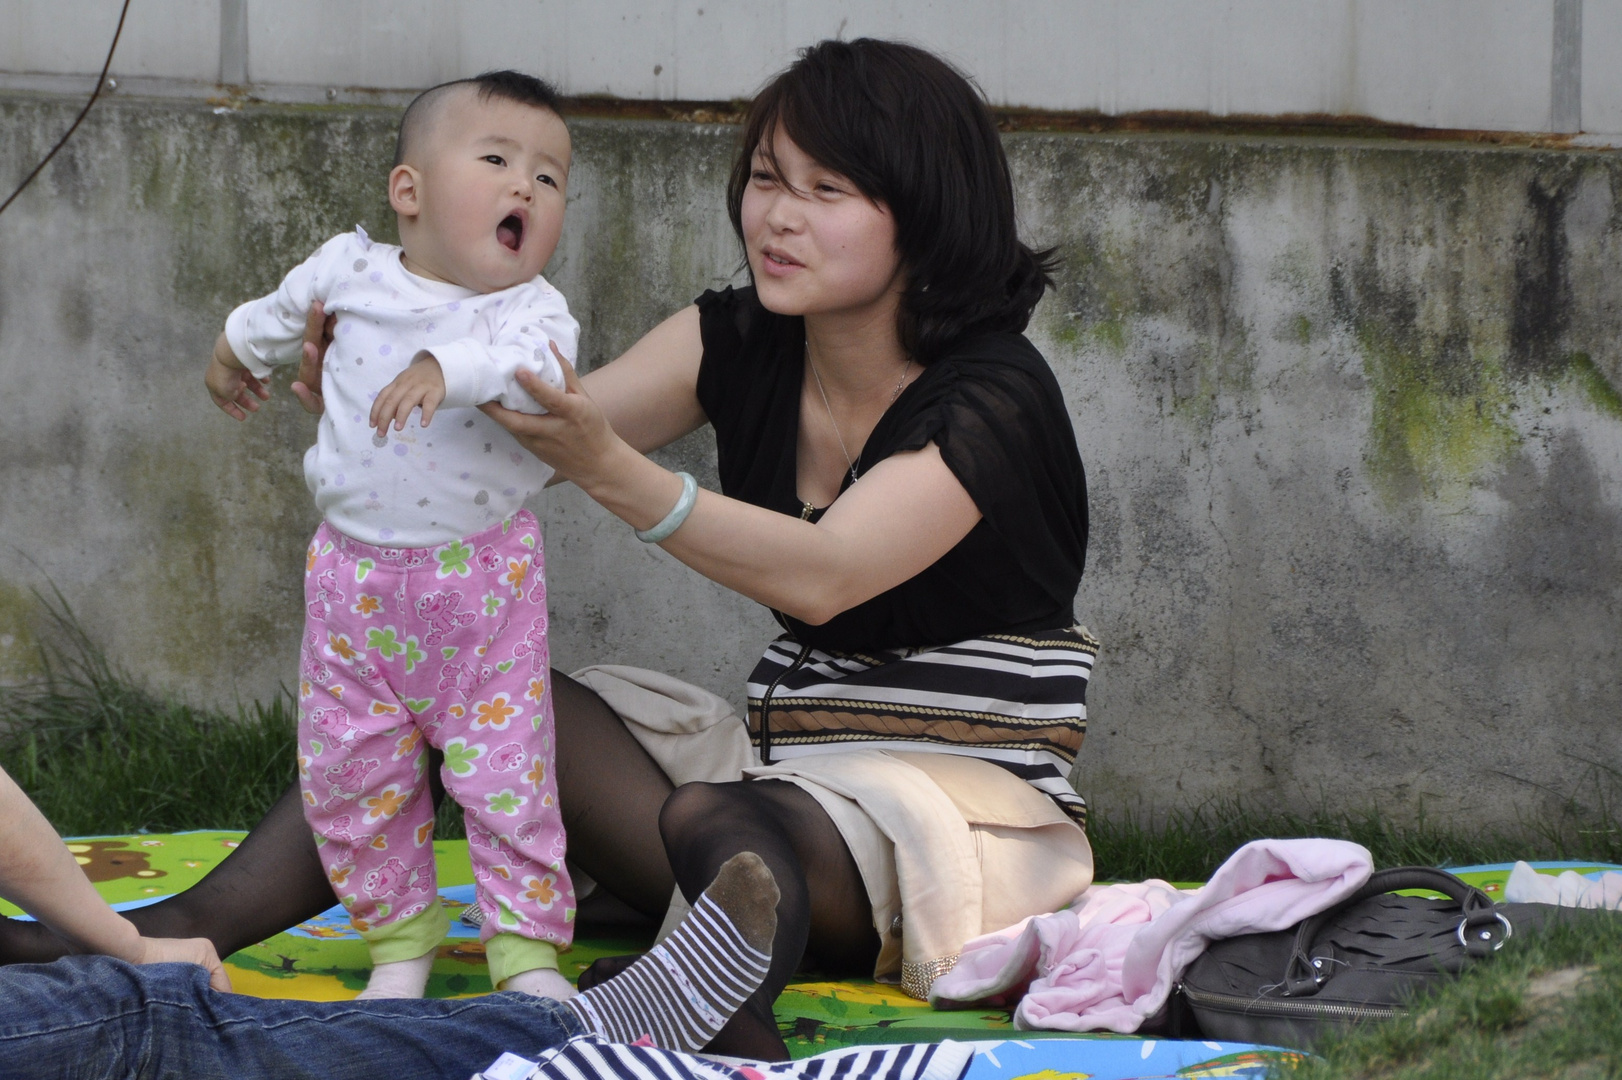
[726,39,1056,362]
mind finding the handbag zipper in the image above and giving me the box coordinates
[756,640,812,765]
[1179,982,1402,1024]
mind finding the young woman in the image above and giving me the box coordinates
[1,38,1096,1062]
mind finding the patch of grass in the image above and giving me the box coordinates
[1088,793,1622,884]
[0,593,298,835]
[1285,910,1622,1080]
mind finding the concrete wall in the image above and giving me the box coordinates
[1,91,1619,829]
[2,0,1621,137]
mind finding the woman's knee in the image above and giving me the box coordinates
[656,781,743,847]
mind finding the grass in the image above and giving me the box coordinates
[1087,791,1622,883]
[2,598,1619,1078]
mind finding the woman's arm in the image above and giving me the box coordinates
[0,767,232,990]
[487,361,981,625]
[580,305,708,453]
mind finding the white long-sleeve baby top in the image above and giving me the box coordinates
[225,228,576,547]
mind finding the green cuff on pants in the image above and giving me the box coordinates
[487,933,561,990]
[359,900,451,964]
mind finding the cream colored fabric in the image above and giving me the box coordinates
[751,751,1093,990]
[570,666,1093,994]
[570,665,760,785]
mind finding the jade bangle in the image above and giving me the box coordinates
[634,471,698,543]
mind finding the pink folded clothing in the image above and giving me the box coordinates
[929,838,1374,1033]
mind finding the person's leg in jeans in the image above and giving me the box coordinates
[0,956,584,1080]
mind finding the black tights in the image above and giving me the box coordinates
[0,671,874,1058]
[655,779,879,1058]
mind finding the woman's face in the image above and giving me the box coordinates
[739,128,904,323]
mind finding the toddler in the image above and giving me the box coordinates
[205,70,579,1000]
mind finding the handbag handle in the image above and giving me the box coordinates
[1282,866,1503,997]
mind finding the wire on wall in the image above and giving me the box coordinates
[0,0,133,220]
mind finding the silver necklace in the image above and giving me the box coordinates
[806,345,913,487]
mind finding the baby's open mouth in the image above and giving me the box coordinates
[497,213,525,252]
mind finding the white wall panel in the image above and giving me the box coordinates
[1583,0,1622,134]
[2,0,1615,136]
[0,0,218,81]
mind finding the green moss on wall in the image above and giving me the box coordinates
[1568,352,1622,419]
[1358,326,1520,504]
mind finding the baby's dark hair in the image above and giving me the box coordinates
[394,70,563,167]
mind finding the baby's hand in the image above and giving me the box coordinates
[371,355,446,436]
[205,333,269,421]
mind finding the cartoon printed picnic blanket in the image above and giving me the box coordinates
[14,832,1618,1076]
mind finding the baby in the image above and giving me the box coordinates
[205,70,578,1001]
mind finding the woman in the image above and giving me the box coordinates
[1,38,1096,1062]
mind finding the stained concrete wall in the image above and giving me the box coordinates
[1,91,1619,828]
[4,0,1622,137]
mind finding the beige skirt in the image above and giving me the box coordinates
[570,665,1095,999]
[749,749,1094,996]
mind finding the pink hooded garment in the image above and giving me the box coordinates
[928,838,1375,1032]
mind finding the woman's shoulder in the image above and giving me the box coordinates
[916,330,1067,412]
[695,285,783,355]
[693,285,801,441]
[882,328,1080,486]
[934,329,1053,376]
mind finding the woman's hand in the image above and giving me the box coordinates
[291,301,335,415]
[482,342,629,488]
[127,934,234,992]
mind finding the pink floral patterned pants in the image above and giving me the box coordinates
[297,510,574,969]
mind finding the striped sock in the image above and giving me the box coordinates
[567,852,778,1051]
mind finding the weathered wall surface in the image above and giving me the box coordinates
[2,92,1619,827]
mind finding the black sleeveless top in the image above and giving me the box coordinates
[694,286,1088,653]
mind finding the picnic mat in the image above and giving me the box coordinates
[15,833,1618,1072]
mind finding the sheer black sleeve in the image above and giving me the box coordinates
[694,287,808,518]
[883,333,1088,612]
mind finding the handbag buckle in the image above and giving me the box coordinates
[1283,954,1330,996]
[1457,911,1512,954]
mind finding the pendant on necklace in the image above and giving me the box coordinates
[807,344,913,489]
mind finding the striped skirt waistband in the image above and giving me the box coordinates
[745,626,1099,825]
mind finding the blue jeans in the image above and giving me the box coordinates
[0,955,585,1080]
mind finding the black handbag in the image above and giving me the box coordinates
[1177,866,1559,1048]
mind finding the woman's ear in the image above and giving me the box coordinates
[389,164,422,219]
